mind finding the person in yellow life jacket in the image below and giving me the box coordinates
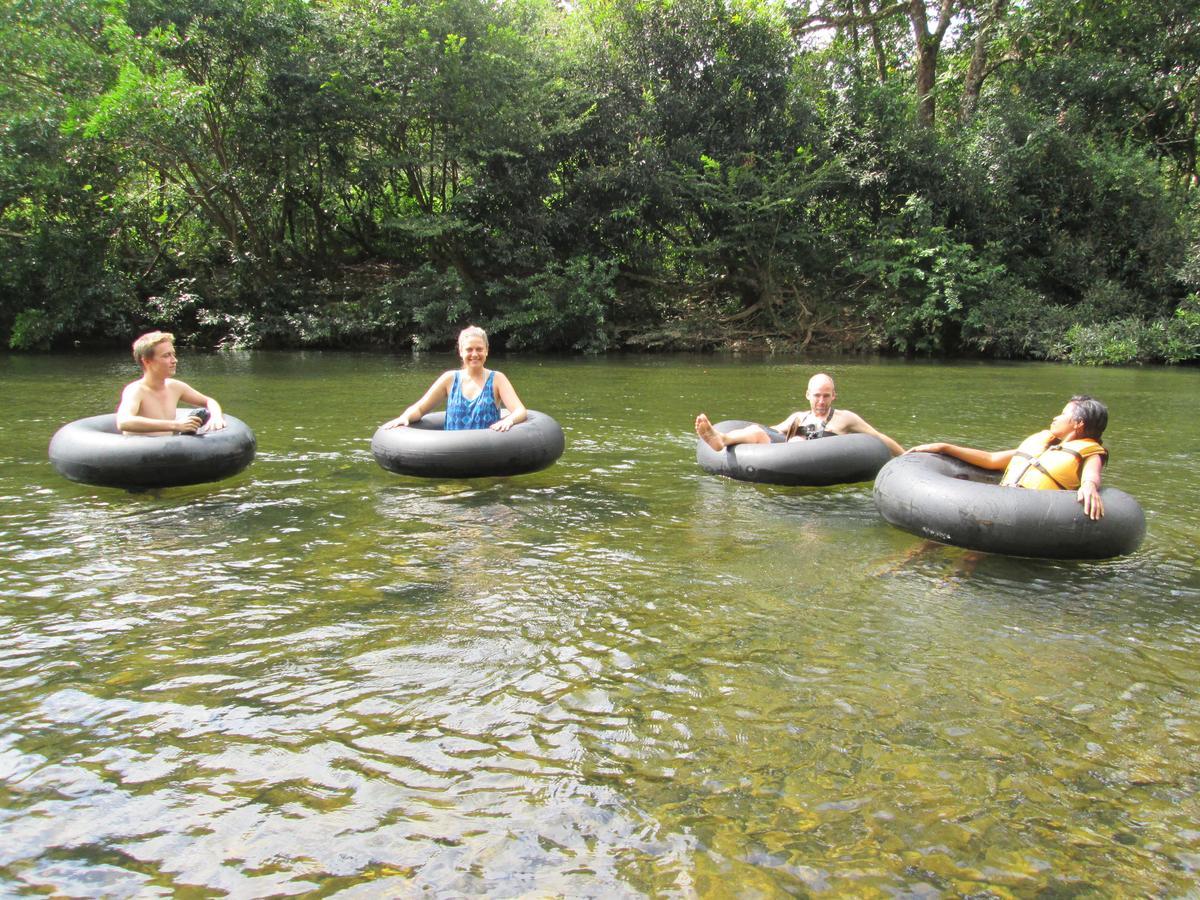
[906,396,1109,520]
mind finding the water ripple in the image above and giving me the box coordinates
[2,356,1199,895]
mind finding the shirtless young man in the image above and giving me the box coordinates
[694,372,904,457]
[116,331,226,436]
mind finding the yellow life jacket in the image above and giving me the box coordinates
[1000,429,1107,490]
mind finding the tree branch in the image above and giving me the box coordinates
[791,2,908,36]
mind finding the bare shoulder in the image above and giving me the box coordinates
[118,377,153,408]
[832,408,870,430]
[164,378,192,400]
[423,369,455,395]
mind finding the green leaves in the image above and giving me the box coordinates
[854,196,1005,353]
[0,0,1196,360]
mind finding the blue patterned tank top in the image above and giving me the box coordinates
[445,370,501,430]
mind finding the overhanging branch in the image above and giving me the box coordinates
[791,2,908,36]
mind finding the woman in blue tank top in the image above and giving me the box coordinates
[381,326,528,432]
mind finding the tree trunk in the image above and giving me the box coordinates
[960,0,1009,123]
[860,0,889,83]
[909,0,937,127]
[907,0,956,128]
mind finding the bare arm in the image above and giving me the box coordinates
[382,371,454,429]
[116,382,199,434]
[907,441,1016,470]
[490,372,527,432]
[839,411,905,456]
[770,411,803,433]
[1076,454,1105,520]
[178,383,225,430]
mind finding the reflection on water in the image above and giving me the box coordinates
[1,352,1199,895]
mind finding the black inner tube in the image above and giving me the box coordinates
[372,410,565,479]
[48,414,257,490]
[873,452,1145,559]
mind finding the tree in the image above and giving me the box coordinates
[793,0,986,128]
[0,0,142,347]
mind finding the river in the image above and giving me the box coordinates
[1,351,1198,895]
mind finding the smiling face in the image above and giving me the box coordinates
[458,334,488,371]
[805,375,836,417]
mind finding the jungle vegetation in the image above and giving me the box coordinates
[2,0,1199,363]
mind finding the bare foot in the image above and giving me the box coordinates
[695,413,727,451]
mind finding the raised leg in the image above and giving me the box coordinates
[695,414,770,451]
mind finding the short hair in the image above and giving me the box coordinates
[1068,395,1108,440]
[457,325,489,351]
[807,373,836,393]
[132,331,174,365]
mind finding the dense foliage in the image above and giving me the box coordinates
[2,0,1198,362]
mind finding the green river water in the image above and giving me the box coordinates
[1,351,1198,897]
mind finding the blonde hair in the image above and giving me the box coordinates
[457,325,489,351]
[132,331,175,365]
